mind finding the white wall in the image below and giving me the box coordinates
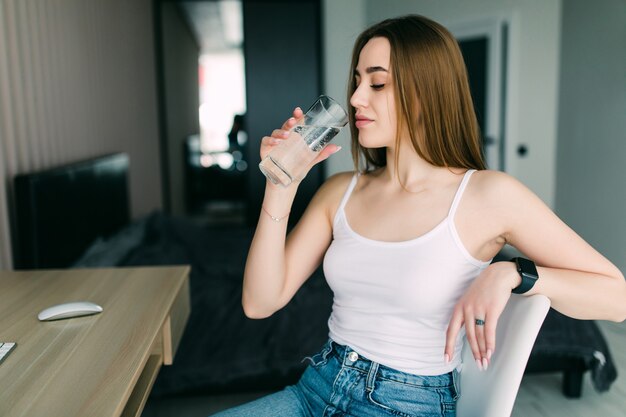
[0,0,162,269]
[322,0,366,176]
[555,0,626,272]
[323,0,562,208]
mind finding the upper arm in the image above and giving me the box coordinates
[277,172,354,307]
[487,172,622,279]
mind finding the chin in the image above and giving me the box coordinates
[358,133,391,149]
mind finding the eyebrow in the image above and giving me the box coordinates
[354,66,389,75]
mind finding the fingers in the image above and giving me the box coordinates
[473,314,490,371]
[446,307,494,372]
[464,313,484,370]
[474,318,486,354]
[280,107,303,131]
[312,144,342,164]
[270,106,303,145]
[444,308,464,364]
[445,264,511,372]
[293,106,304,119]
[262,106,340,172]
[484,314,497,362]
[262,126,292,151]
[471,312,498,371]
[261,135,282,147]
[271,128,290,139]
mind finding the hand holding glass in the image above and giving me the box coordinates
[259,95,349,187]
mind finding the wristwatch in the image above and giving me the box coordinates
[510,257,539,294]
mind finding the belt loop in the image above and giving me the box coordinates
[322,339,334,361]
[365,361,379,392]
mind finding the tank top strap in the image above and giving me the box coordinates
[337,173,360,215]
[447,169,476,218]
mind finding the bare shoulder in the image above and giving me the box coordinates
[468,169,563,246]
[315,171,355,196]
[471,169,521,191]
[323,170,357,190]
[463,169,550,238]
[469,169,539,204]
[306,171,356,219]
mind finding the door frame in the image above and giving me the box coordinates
[449,17,509,171]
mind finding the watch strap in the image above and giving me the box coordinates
[511,257,539,294]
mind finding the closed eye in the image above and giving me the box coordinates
[371,84,385,90]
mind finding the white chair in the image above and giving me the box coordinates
[457,294,551,417]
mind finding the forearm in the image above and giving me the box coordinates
[242,183,298,318]
[527,266,626,322]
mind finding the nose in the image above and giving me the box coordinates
[350,84,367,109]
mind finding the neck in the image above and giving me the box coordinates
[381,140,442,190]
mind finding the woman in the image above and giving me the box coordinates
[214,14,625,417]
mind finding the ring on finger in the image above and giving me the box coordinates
[475,318,485,326]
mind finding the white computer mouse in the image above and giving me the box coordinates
[38,301,103,321]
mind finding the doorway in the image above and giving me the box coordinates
[452,18,508,171]
[154,0,324,226]
[155,0,247,224]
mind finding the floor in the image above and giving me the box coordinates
[511,319,626,417]
[142,320,626,417]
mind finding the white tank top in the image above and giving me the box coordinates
[323,169,491,375]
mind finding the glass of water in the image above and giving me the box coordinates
[259,95,349,187]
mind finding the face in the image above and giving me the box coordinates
[350,37,397,149]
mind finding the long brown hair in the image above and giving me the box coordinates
[348,15,486,173]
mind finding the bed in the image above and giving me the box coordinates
[12,153,617,398]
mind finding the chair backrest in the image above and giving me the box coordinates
[457,294,550,417]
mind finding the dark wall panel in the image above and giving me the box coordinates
[243,0,323,226]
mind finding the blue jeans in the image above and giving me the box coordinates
[211,339,460,416]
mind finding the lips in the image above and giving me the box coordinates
[355,115,373,128]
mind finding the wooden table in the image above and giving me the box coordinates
[0,266,190,417]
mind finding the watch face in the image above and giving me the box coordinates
[512,257,539,294]
[517,257,538,278]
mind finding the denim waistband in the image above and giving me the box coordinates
[323,339,455,389]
